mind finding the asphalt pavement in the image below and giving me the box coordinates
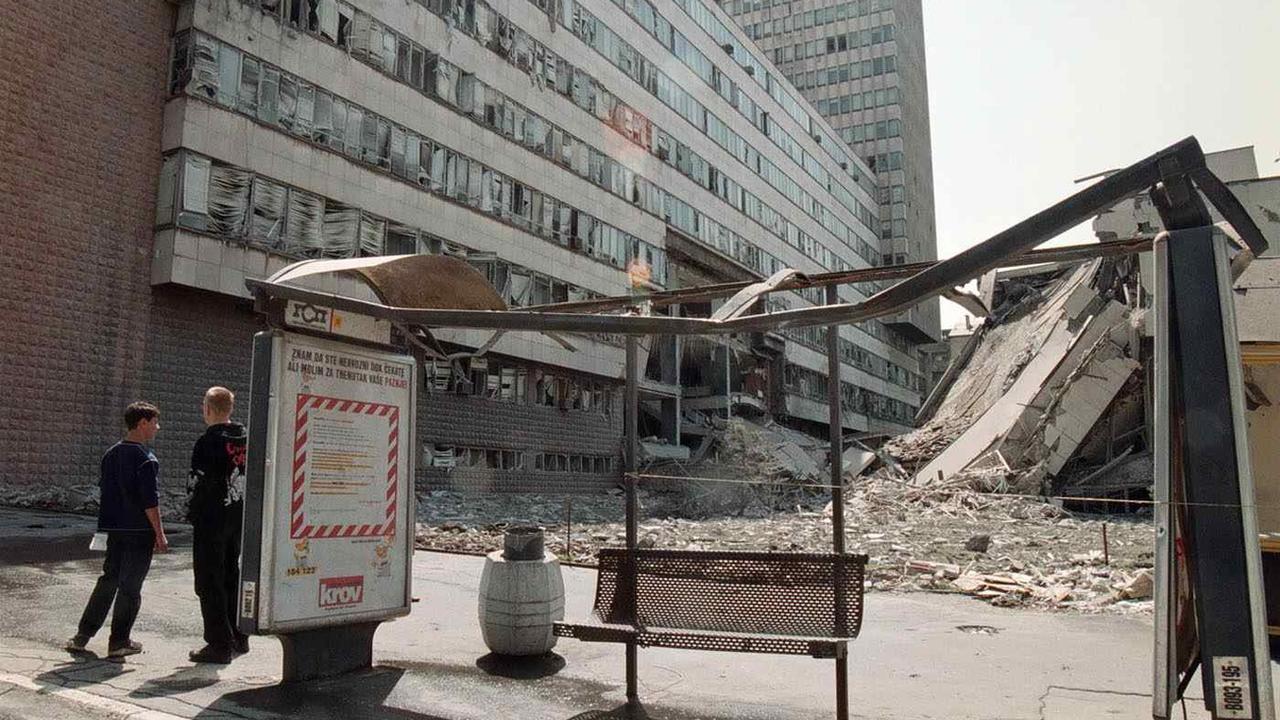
[0,506,1271,719]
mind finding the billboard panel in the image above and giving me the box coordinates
[241,330,415,634]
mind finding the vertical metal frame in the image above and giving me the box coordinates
[1155,227,1274,720]
[1213,234,1275,719]
[1151,237,1177,718]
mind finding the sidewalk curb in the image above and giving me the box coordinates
[0,671,188,720]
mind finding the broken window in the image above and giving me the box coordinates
[238,56,261,115]
[284,189,325,257]
[207,163,252,238]
[169,31,192,96]
[429,144,448,191]
[405,134,421,184]
[395,37,411,82]
[178,154,211,231]
[343,105,363,158]
[258,66,281,125]
[336,2,354,46]
[385,223,417,255]
[357,212,385,256]
[188,34,219,100]
[294,81,315,137]
[410,46,424,89]
[216,45,241,107]
[389,124,407,178]
[249,177,288,249]
[317,0,340,40]
[321,200,360,257]
[508,268,531,306]
[312,90,334,145]
[156,154,180,226]
[277,73,298,131]
[428,56,458,105]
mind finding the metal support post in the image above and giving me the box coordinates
[825,285,848,720]
[624,336,640,705]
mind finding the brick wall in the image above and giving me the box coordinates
[0,0,622,511]
[418,391,624,493]
[0,0,179,507]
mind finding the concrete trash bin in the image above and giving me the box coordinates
[478,527,565,655]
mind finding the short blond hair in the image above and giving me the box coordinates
[204,386,235,416]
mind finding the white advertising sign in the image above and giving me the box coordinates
[256,331,415,632]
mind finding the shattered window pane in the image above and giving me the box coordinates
[337,2,354,47]
[358,212,385,256]
[284,189,325,257]
[360,110,378,165]
[430,144,448,191]
[405,134,421,185]
[277,73,298,131]
[375,118,391,169]
[386,223,417,255]
[508,269,531,306]
[156,154,180,226]
[410,46,424,89]
[238,56,260,115]
[312,90,333,145]
[169,31,192,96]
[343,105,363,158]
[389,125,407,178]
[207,164,251,238]
[180,154,211,218]
[321,200,359,257]
[249,177,288,249]
[189,34,219,100]
[328,96,346,151]
[258,66,281,125]
[317,0,339,39]
[216,45,241,107]
[294,81,315,137]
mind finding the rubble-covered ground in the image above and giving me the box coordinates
[414,472,1155,615]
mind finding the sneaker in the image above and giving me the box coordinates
[188,645,232,664]
[65,635,90,653]
[232,635,250,654]
[107,640,142,659]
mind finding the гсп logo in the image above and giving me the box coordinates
[319,576,364,608]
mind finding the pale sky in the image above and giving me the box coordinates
[922,0,1280,328]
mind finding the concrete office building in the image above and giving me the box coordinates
[2,0,925,504]
[724,0,940,344]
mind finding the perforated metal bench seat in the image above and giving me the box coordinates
[554,615,850,658]
[555,548,867,659]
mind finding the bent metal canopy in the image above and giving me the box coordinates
[246,136,1267,338]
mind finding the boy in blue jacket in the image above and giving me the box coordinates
[67,402,169,659]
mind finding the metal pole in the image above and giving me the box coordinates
[825,285,848,720]
[624,335,639,705]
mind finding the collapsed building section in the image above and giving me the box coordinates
[885,256,1146,499]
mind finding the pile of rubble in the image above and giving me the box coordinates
[415,469,1155,614]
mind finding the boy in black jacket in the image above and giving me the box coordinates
[186,386,249,663]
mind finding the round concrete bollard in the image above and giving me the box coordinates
[478,527,565,656]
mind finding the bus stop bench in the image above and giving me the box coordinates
[554,548,868,714]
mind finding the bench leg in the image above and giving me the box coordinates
[626,641,638,705]
[835,654,848,720]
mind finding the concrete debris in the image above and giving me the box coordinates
[414,473,1154,614]
[886,258,1144,498]
[964,534,991,553]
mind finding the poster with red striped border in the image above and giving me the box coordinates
[256,331,415,631]
[290,394,399,540]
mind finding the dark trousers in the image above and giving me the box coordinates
[192,518,246,650]
[77,532,154,646]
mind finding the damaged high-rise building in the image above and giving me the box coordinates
[1,0,927,505]
[721,0,940,345]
